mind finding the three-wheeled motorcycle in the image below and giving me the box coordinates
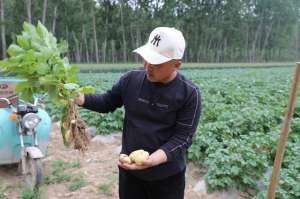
[0,79,51,189]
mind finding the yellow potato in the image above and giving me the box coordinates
[64,129,73,143]
[119,154,132,164]
[62,122,69,129]
[129,150,149,165]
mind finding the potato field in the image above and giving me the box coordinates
[46,65,300,199]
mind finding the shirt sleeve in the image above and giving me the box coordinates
[81,72,130,113]
[160,88,202,162]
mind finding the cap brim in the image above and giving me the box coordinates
[133,45,171,65]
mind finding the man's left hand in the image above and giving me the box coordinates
[117,149,167,170]
[117,157,154,170]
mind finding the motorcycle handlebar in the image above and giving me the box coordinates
[0,94,47,109]
[0,97,11,106]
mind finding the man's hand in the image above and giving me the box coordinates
[118,149,167,170]
[117,158,153,170]
[74,93,85,105]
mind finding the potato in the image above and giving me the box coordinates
[62,122,69,129]
[129,150,149,165]
[119,154,132,164]
[64,129,73,143]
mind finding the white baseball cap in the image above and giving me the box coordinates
[133,27,186,65]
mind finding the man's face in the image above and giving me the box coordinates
[144,60,181,83]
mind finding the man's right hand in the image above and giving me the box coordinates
[74,93,85,106]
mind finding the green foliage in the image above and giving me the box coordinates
[0,21,94,104]
[203,131,274,190]
[255,136,300,199]
[46,72,125,134]
[45,67,300,198]
[76,63,294,73]
[186,67,299,198]
[98,174,117,197]
[21,188,41,199]
[44,160,81,185]
[44,160,87,193]
[0,186,6,199]
[0,21,95,147]
[67,173,86,191]
[98,183,113,196]
[2,1,300,62]
[44,173,71,185]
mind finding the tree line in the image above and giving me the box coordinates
[1,0,300,63]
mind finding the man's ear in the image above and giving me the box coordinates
[174,60,182,69]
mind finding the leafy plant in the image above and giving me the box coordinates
[0,21,95,151]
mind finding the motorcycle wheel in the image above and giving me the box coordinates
[24,156,43,189]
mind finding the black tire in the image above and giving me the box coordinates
[24,156,43,189]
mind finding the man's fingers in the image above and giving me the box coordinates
[118,160,131,170]
[118,160,149,170]
[74,93,84,105]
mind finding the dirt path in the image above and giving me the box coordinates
[0,122,203,199]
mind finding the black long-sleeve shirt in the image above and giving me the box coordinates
[82,69,202,181]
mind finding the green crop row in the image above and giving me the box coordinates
[77,62,294,73]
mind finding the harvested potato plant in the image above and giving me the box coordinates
[0,22,95,151]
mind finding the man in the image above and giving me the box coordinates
[75,27,201,199]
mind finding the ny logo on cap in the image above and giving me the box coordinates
[151,34,161,47]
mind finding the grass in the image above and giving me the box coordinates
[51,159,81,170]
[44,159,81,185]
[67,173,86,191]
[98,183,113,196]
[44,172,71,184]
[21,188,44,199]
[76,62,295,72]
[98,174,117,197]
[0,184,7,199]
[44,159,86,192]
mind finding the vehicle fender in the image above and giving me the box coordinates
[25,146,44,159]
